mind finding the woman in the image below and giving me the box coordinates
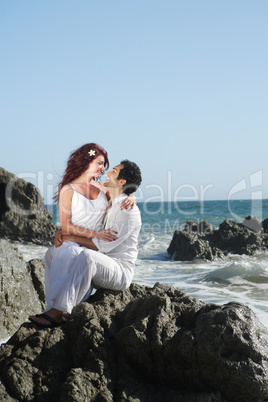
[29,143,134,327]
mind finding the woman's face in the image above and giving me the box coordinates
[86,155,105,178]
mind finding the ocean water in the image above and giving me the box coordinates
[18,199,268,330]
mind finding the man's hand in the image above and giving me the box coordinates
[95,227,118,241]
[54,230,64,247]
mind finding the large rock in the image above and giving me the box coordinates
[168,218,268,261]
[184,220,214,234]
[167,230,222,261]
[0,167,57,245]
[0,282,267,401]
[0,239,46,341]
[214,219,263,255]
[262,217,268,234]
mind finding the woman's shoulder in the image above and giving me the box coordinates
[59,184,75,199]
[60,183,76,192]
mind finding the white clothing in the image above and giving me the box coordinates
[92,193,141,271]
[45,248,132,313]
[45,185,108,311]
[69,184,107,231]
[45,193,141,314]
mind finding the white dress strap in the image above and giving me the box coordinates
[69,183,76,191]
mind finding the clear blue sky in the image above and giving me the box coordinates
[1,0,267,203]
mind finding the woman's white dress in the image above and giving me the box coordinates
[45,184,108,312]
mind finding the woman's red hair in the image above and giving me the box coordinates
[54,143,109,202]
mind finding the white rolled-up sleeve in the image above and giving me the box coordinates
[92,208,140,254]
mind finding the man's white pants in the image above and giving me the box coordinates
[45,246,132,313]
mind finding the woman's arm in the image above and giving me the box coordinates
[54,230,98,250]
[59,185,117,241]
[120,193,136,210]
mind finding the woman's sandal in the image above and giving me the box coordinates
[29,313,66,329]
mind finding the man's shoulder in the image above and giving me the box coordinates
[113,195,140,212]
[118,203,141,225]
[122,203,140,214]
[124,205,141,227]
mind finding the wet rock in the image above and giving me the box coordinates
[0,239,45,341]
[0,167,57,245]
[184,220,214,234]
[263,217,268,233]
[167,230,222,261]
[242,216,263,232]
[214,219,263,255]
[168,217,268,261]
[0,283,267,401]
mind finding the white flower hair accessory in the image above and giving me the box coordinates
[88,150,96,156]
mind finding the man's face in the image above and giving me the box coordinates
[104,164,124,188]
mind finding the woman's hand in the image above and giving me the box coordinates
[95,227,118,241]
[120,194,136,210]
[54,230,64,247]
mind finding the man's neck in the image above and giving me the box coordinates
[108,187,123,201]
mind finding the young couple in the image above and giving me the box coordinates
[29,143,142,328]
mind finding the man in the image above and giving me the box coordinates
[29,160,142,328]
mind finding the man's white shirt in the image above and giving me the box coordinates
[92,194,141,270]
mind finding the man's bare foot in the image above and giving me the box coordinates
[29,308,65,328]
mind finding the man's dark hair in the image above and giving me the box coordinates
[118,160,142,195]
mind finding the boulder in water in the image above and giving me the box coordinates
[168,217,268,261]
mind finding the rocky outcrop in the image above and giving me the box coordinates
[168,217,268,261]
[0,239,46,341]
[263,217,268,233]
[0,167,57,245]
[0,282,267,401]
